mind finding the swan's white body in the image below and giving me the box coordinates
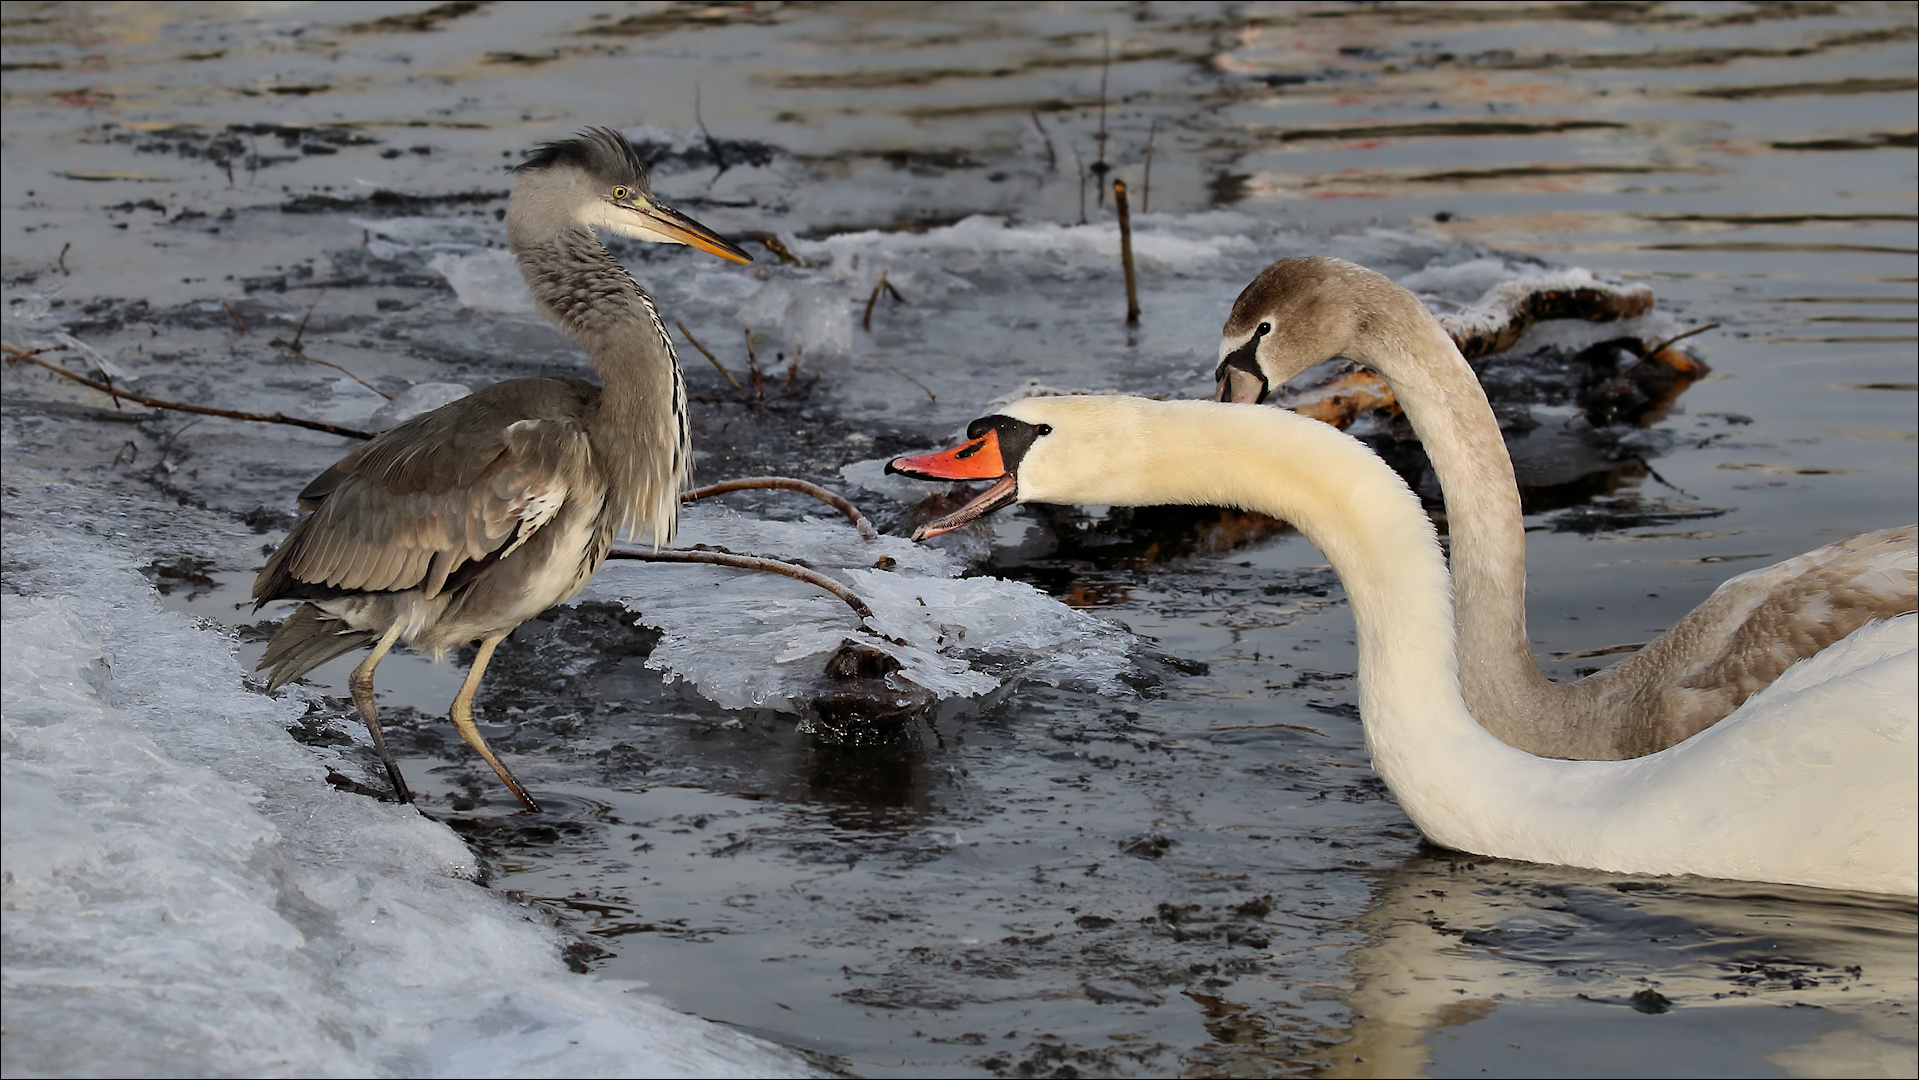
[944,396,1917,894]
[1215,258,1918,760]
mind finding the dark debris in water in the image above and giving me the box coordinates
[106,121,381,173]
[1543,498,1729,535]
[280,188,507,215]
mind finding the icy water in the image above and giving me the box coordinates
[3,3,1915,1078]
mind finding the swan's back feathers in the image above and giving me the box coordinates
[1590,525,1917,758]
[1528,615,1917,894]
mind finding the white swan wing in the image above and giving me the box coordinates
[1598,615,1917,894]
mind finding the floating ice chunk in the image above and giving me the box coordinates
[1399,255,1539,304]
[677,506,959,579]
[580,505,1135,713]
[430,249,537,314]
[851,568,1135,698]
[51,332,125,380]
[353,215,496,249]
[789,214,1257,279]
[370,381,473,430]
[0,527,813,1079]
[840,456,937,505]
[736,278,854,357]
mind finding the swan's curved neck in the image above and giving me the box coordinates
[1347,318,1547,721]
[1027,399,1519,837]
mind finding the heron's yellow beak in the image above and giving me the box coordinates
[624,197,753,264]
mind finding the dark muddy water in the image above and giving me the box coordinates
[3,3,1914,1078]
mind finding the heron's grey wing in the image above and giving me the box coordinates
[1597,524,1917,755]
[256,381,600,603]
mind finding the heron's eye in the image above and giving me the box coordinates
[611,186,629,200]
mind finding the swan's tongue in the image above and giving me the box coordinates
[909,475,1019,541]
[888,431,1020,540]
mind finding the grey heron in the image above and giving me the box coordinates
[253,127,751,812]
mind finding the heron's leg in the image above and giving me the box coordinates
[449,633,541,812]
[348,622,413,804]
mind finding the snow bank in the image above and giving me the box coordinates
[0,527,814,1079]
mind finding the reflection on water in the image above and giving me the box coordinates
[1321,855,1917,1079]
[4,2,1914,1077]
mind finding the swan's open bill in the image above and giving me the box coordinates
[253,128,752,812]
[889,396,1915,894]
[1209,257,1916,760]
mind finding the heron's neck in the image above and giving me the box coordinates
[1350,319,1548,723]
[516,226,690,547]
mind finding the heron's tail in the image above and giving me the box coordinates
[259,604,375,690]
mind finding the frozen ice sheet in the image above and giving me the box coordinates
[579,504,1135,712]
[0,526,814,1079]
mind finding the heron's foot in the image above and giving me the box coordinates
[453,720,540,812]
[349,675,413,805]
[488,758,542,814]
[450,634,539,812]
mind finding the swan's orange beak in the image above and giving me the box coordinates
[888,431,1020,540]
[888,430,1006,481]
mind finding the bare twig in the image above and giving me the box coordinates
[744,328,764,401]
[1030,109,1057,170]
[883,277,905,304]
[113,440,138,467]
[863,269,890,332]
[57,242,70,275]
[154,417,205,473]
[1114,180,1140,325]
[694,81,728,176]
[222,300,248,333]
[1142,119,1157,214]
[741,230,802,265]
[606,547,872,619]
[677,320,741,388]
[289,283,327,352]
[1645,322,1721,356]
[882,363,936,404]
[281,346,390,399]
[3,342,377,439]
[779,345,802,395]
[1073,146,1087,225]
[683,475,877,540]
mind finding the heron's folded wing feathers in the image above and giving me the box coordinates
[267,410,596,601]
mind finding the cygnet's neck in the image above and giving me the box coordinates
[1347,312,1549,727]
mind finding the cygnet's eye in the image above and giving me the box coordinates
[611,186,629,200]
[1256,321,1272,336]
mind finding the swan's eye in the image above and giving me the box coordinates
[1256,321,1272,336]
[1037,424,1053,436]
[611,186,629,200]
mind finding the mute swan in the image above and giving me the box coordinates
[1213,257,1916,759]
[888,396,1916,894]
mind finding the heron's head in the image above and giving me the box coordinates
[508,127,751,264]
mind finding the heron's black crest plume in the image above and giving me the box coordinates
[514,126,650,192]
